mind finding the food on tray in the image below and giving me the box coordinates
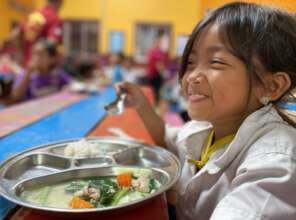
[64,139,101,157]
[21,168,161,209]
[117,172,132,187]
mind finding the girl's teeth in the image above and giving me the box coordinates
[188,94,206,102]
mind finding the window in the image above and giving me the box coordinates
[134,23,171,63]
[63,20,99,56]
[109,31,124,53]
[176,35,189,57]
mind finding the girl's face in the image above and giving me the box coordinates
[32,44,55,73]
[181,24,263,128]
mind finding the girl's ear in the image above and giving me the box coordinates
[268,72,291,101]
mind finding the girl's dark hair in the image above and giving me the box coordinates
[36,39,58,57]
[180,2,296,125]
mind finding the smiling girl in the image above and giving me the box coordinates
[116,2,296,219]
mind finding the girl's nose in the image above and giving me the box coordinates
[186,70,204,84]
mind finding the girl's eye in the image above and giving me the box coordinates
[210,59,228,69]
[211,59,225,65]
[187,60,196,69]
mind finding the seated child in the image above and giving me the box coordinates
[11,39,71,102]
[116,2,296,220]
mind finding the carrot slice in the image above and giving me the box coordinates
[116,172,133,187]
[70,196,94,209]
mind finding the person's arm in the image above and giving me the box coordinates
[10,58,36,102]
[9,25,22,46]
[116,82,166,147]
[10,69,33,102]
[137,97,166,147]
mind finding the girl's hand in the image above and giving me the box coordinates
[27,56,38,73]
[115,81,166,147]
[115,81,150,111]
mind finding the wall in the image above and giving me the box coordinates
[58,0,199,56]
[200,0,296,14]
[0,0,35,44]
[1,0,199,56]
[1,0,295,56]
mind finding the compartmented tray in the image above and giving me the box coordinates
[0,137,180,213]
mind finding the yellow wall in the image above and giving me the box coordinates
[1,0,296,56]
[0,0,35,44]
[58,0,199,56]
[57,0,296,56]
[200,0,296,15]
[0,0,199,56]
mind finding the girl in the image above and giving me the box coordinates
[11,39,70,102]
[116,2,296,220]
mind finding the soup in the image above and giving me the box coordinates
[21,169,161,209]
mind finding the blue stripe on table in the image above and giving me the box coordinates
[0,86,116,219]
[278,102,296,111]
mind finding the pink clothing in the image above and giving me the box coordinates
[146,46,168,78]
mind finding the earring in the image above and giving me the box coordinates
[260,96,270,105]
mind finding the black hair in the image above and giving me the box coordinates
[35,39,58,57]
[112,52,126,64]
[47,0,62,5]
[117,52,126,62]
[157,29,166,38]
[179,2,296,125]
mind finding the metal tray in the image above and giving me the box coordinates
[0,137,180,213]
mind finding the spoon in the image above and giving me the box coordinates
[104,93,126,115]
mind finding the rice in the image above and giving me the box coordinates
[64,139,100,157]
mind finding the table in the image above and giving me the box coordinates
[0,86,169,220]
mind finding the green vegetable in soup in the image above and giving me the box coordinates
[36,186,52,205]
[149,179,161,191]
[22,186,52,205]
[92,179,118,205]
[111,188,130,205]
[65,178,119,206]
[21,169,162,209]
[65,180,88,193]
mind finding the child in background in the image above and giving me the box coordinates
[107,52,125,84]
[122,56,138,83]
[146,31,169,103]
[0,54,22,103]
[11,39,70,102]
[116,2,296,220]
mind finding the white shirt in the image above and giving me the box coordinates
[165,105,296,220]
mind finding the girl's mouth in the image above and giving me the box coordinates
[186,83,210,103]
[187,85,209,102]
[188,93,208,102]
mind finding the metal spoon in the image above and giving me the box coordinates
[104,93,126,115]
